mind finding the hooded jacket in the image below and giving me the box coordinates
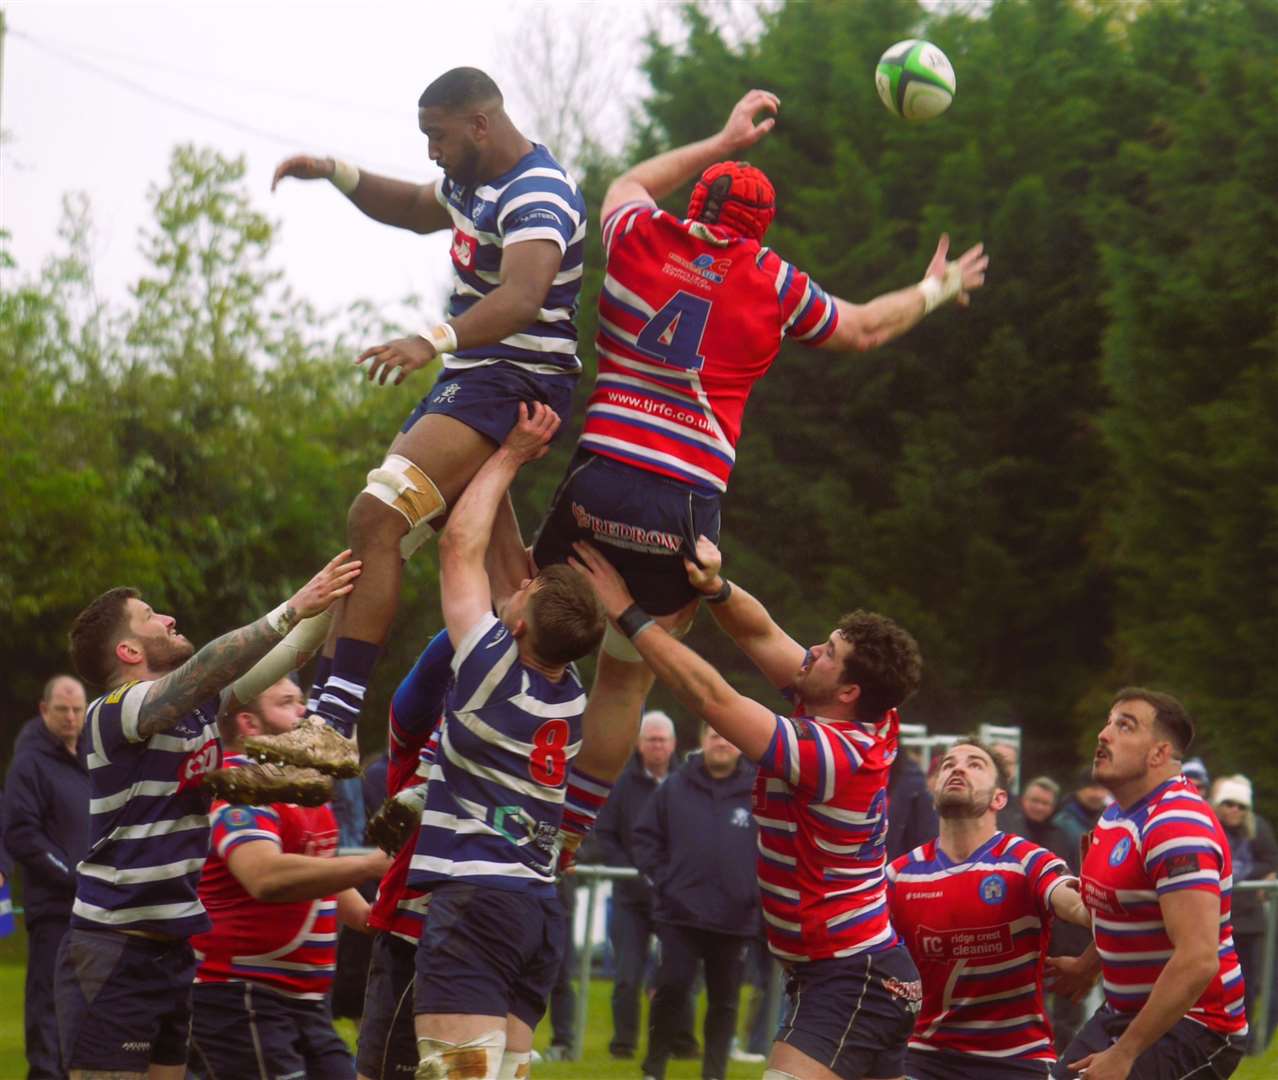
[2,716,91,925]
[632,751,760,936]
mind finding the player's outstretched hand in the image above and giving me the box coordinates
[1044,953,1100,1005]
[502,402,561,465]
[289,550,362,618]
[684,534,725,595]
[271,154,335,192]
[924,234,989,308]
[356,336,437,386]
[568,541,636,620]
[721,89,779,152]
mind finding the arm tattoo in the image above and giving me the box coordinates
[137,615,283,738]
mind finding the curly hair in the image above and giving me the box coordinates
[835,610,922,720]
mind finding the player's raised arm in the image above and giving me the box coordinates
[570,541,777,761]
[815,233,988,353]
[684,535,806,691]
[438,403,561,646]
[602,88,779,219]
[271,154,452,235]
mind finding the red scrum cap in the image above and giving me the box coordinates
[687,161,776,241]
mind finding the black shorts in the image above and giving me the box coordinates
[908,1046,1053,1079]
[54,927,195,1073]
[1051,1006,1245,1079]
[532,449,721,615]
[777,945,920,1080]
[401,363,577,446]
[413,881,565,1029]
[188,980,354,1080]
[357,931,420,1080]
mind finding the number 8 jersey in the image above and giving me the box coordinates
[582,202,840,494]
[407,612,585,896]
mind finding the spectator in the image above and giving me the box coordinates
[542,876,579,1062]
[886,746,938,860]
[1016,776,1068,852]
[1210,774,1278,1050]
[593,710,695,1060]
[1052,769,1109,859]
[1182,756,1210,798]
[2,675,90,1080]
[633,725,760,1080]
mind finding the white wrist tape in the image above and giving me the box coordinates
[232,610,334,707]
[265,602,295,636]
[329,159,360,195]
[418,322,458,356]
[919,262,964,315]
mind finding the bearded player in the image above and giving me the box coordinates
[1047,690,1247,1079]
[533,88,988,790]
[887,739,1091,1079]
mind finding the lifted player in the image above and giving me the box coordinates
[256,66,587,775]
[533,88,987,790]
[887,739,1091,1079]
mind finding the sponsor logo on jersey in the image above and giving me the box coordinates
[1109,835,1132,866]
[1165,852,1201,879]
[451,230,478,269]
[663,252,733,288]
[570,502,683,554]
[178,737,221,793]
[979,873,1007,904]
[916,922,1013,960]
[881,975,923,1013]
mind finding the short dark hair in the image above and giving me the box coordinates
[418,68,502,111]
[836,610,923,720]
[950,735,1014,794]
[69,587,140,688]
[528,565,605,667]
[1111,686,1194,757]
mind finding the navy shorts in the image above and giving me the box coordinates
[54,927,195,1072]
[414,881,565,1029]
[401,362,578,446]
[357,931,420,1080]
[188,980,354,1080]
[532,449,722,615]
[1051,1006,1245,1079]
[777,944,920,1080]
[908,1046,1052,1079]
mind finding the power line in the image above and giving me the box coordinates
[10,27,410,176]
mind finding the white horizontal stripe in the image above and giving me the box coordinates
[602,273,658,319]
[443,356,580,376]
[579,434,724,487]
[497,331,577,354]
[763,908,802,933]
[895,860,1030,885]
[148,730,214,753]
[588,402,733,457]
[960,952,1037,976]
[830,924,896,957]
[757,878,801,901]
[754,816,797,832]
[504,227,567,252]
[951,984,1039,1006]
[90,779,181,814]
[507,688,588,721]
[78,856,206,886]
[809,802,878,826]
[1098,946,1173,962]
[1115,888,1158,903]
[910,1037,1051,1059]
[73,897,205,924]
[440,729,569,803]
[420,809,502,837]
[409,853,547,880]
[105,813,211,842]
[825,897,883,930]
[1157,870,1220,888]
[217,830,280,858]
[1146,836,1221,861]
[1095,915,1164,931]
[939,1012,1042,1030]
[1103,977,1155,993]
[498,190,582,229]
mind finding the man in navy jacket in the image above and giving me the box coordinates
[634,725,760,1080]
[3,675,91,1080]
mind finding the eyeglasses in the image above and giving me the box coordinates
[1218,800,1247,810]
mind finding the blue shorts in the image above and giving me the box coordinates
[401,362,578,446]
[413,881,565,1029]
[189,980,354,1080]
[54,927,195,1072]
[356,931,419,1080]
[1051,1006,1245,1079]
[532,449,722,615]
[777,945,920,1080]
[908,1046,1052,1079]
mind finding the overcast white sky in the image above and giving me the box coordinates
[1,0,679,324]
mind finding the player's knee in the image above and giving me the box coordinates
[415,1030,505,1080]
[360,454,448,559]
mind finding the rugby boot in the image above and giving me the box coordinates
[204,761,334,807]
[366,782,428,855]
[244,713,361,777]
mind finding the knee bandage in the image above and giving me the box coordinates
[761,1071,802,1080]
[497,1050,531,1079]
[365,454,447,559]
[415,1029,505,1079]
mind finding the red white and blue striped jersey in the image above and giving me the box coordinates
[583,203,840,493]
[73,680,222,936]
[408,613,585,895]
[1081,775,1247,1037]
[753,706,898,962]
[437,144,586,375]
[887,833,1071,1063]
[193,755,340,1000]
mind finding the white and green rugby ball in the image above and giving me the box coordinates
[875,39,956,121]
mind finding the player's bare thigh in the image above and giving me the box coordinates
[768,1040,903,1080]
[70,1066,186,1080]
[387,412,498,509]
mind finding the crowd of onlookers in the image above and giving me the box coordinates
[3,681,1278,1076]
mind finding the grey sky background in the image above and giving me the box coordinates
[1,0,674,326]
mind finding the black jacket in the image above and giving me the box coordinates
[1223,814,1278,937]
[592,752,670,908]
[886,753,938,861]
[2,717,91,925]
[632,752,760,937]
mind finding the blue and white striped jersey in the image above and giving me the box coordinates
[436,144,587,375]
[72,680,222,936]
[408,612,584,895]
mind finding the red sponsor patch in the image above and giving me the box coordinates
[450,230,478,270]
[1081,876,1120,916]
[914,922,1013,960]
[178,738,221,792]
[1164,853,1201,879]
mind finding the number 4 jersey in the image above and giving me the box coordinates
[582,202,840,494]
[407,612,585,896]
